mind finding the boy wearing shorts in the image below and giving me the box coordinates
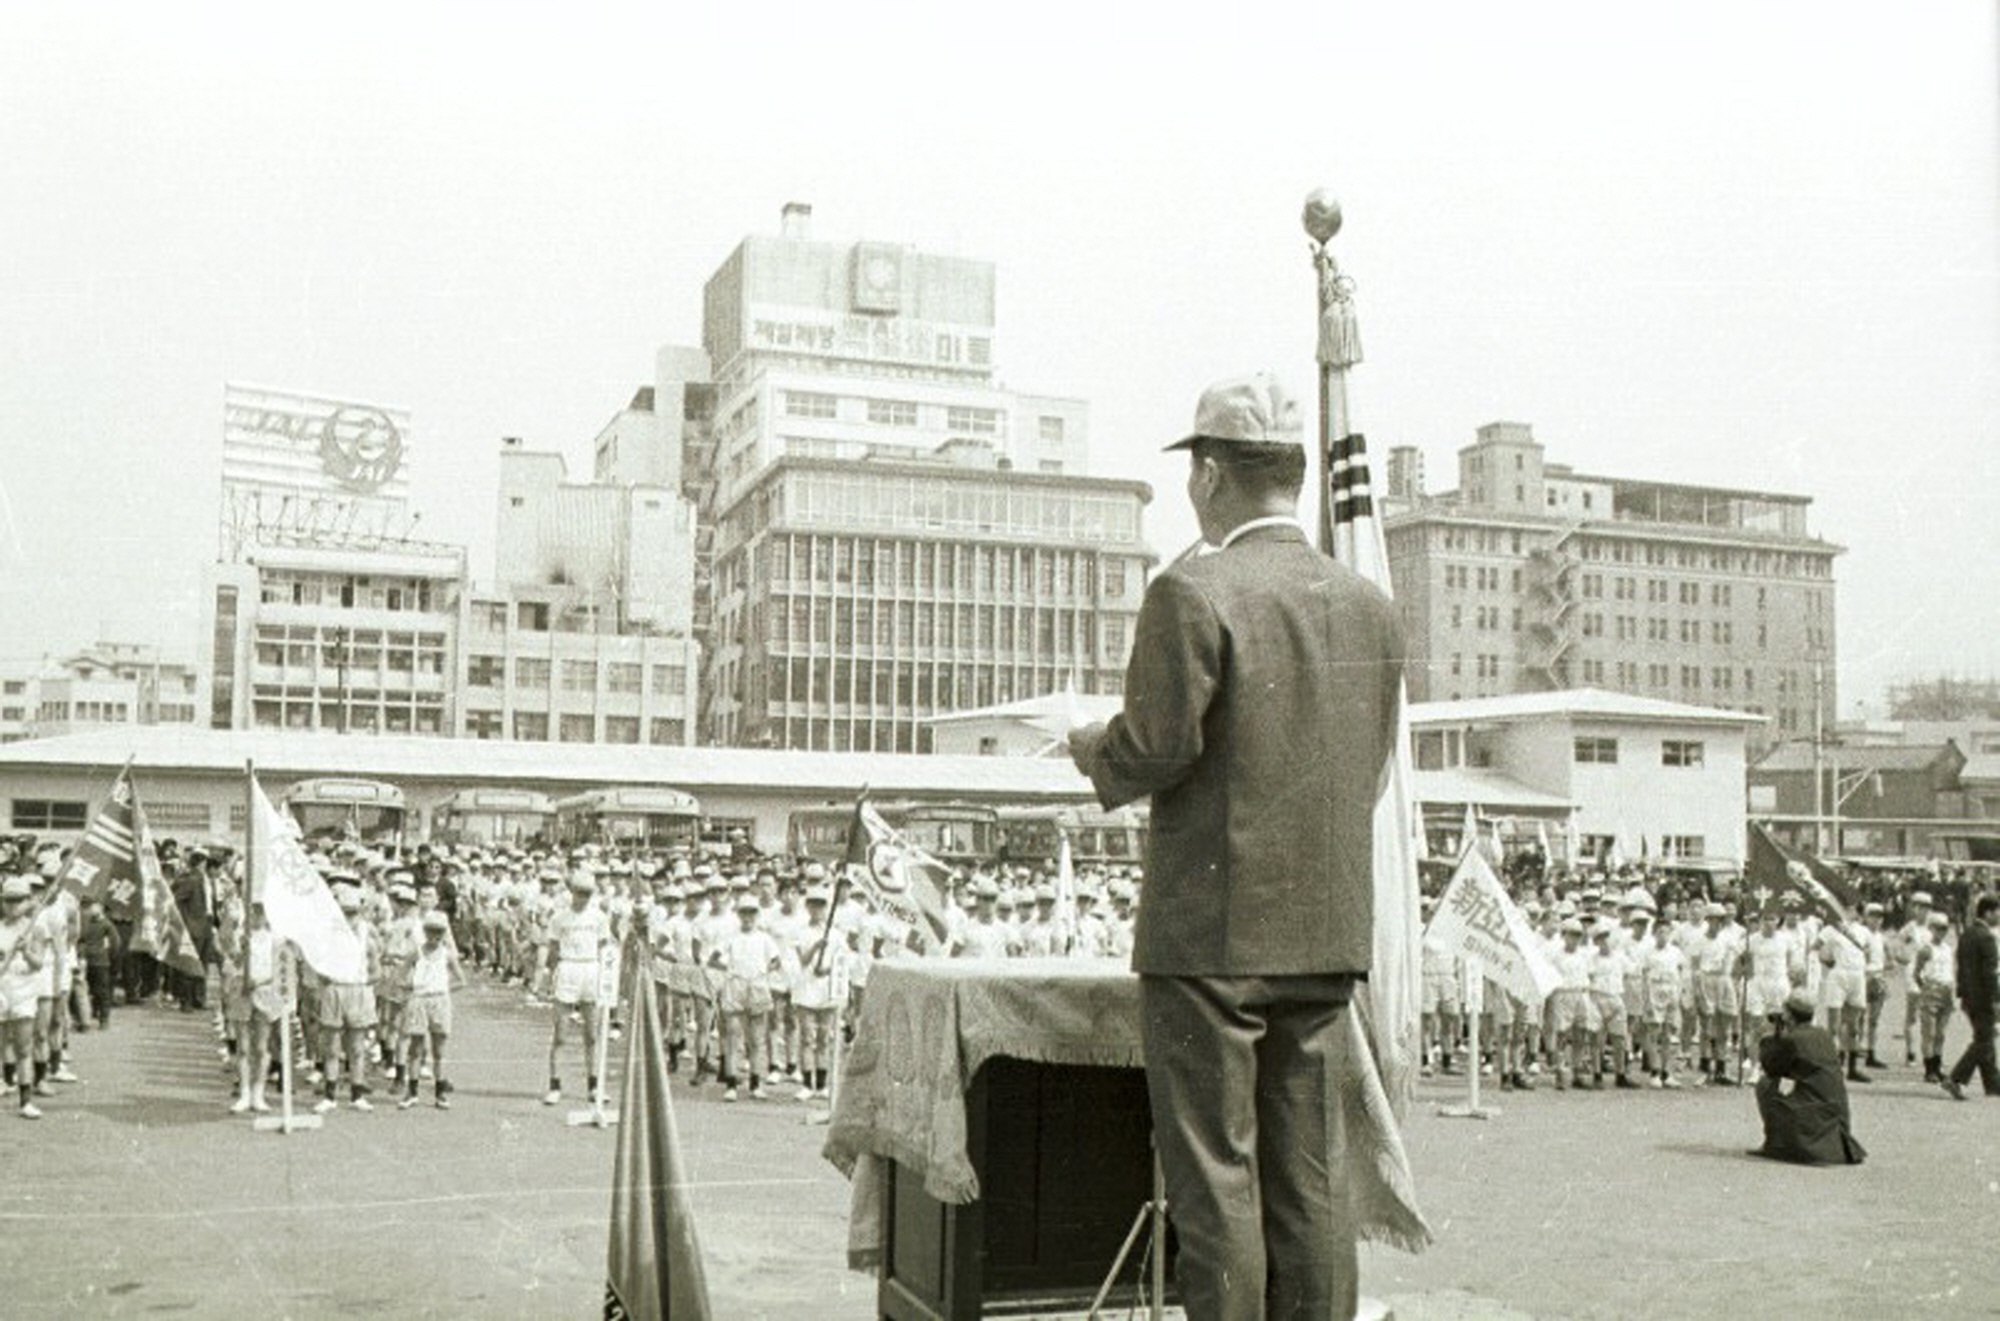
[400,913,462,1110]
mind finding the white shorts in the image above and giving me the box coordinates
[554,960,598,1006]
[1820,967,1866,1011]
[1743,977,1791,1018]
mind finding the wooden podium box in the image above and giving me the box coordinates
[877,1056,1175,1320]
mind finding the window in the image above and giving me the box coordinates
[606,663,642,694]
[1039,416,1066,444]
[560,660,597,692]
[604,716,640,744]
[558,714,594,742]
[514,658,550,690]
[1662,739,1705,767]
[516,602,549,632]
[649,718,685,745]
[1662,835,1705,859]
[946,406,1001,436]
[147,802,211,831]
[1573,737,1618,764]
[467,655,504,688]
[867,398,918,427]
[465,709,503,739]
[12,799,88,830]
[784,391,838,419]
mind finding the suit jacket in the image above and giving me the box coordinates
[1077,523,1404,977]
[1756,1022,1865,1165]
[1957,922,1997,1013]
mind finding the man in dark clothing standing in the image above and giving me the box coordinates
[1752,989,1866,1164]
[1943,892,1999,1100]
[1071,373,1405,1321]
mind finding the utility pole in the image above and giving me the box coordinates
[1811,661,1826,854]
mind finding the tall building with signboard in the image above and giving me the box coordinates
[1383,421,1840,756]
[204,383,468,736]
[589,204,1142,748]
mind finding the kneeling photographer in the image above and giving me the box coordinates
[1750,988,1867,1166]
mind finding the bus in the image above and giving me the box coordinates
[281,778,407,848]
[553,786,702,850]
[996,804,1149,870]
[432,787,555,847]
[785,800,1001,869]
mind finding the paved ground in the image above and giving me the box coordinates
[8,980,1998,1319]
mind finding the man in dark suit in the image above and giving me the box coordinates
[1070,373,1405,1321]
[1944,892,1999,1100]
[1751,988,1866,1164]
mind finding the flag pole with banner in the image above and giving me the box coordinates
[246,762,321,1134]
[1307,189,1425,1119]
[605,940,713,1321]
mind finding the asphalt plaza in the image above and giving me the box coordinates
[6,979,1997,1319]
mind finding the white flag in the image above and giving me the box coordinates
[1425,845,1561,1004]
[251,779,366,983]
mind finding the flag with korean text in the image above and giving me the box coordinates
[1745,823,1857,927]
[1325,429,1425,1115]
[250,776,366,983]
[842,798,953,948]
[127,800,205,978]
[55,762,143,920]
[1424,843,1561,1004]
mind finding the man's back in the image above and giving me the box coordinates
[1083,523,1403,976]
[1958,921,1997,1010]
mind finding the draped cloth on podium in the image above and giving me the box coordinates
[822,958,1432,1269]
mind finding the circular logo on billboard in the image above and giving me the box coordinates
[319,406,404,493]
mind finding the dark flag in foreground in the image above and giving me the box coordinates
[127,798,205,979]
[56,762,143,919]
[605,954,711,1321]
[842,798,953,947]
[1746,823,1858,928]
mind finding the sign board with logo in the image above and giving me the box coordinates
[220,382,412,559]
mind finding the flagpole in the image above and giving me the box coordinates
[249,764,319,1133]
[1306,189,1357,547]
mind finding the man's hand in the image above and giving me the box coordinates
[1067,721,1108,775]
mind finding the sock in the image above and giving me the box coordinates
[549,1076,561,1093]
[587,1074,599,1096]
[17,1082,28,1107]
[34,1061,46,1085]
[2,1063,13,1086]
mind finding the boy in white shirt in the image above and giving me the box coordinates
[710,894,782,1101]
[400,912,463,1110]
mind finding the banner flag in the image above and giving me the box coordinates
[127,802,205,979]
[55,763,143,919]
[842,798,953,947]
[1424,845,1561,1004]
[1326,430,1425,1116]
[1055,830,1078,956]
[605,963,712,1321]
[1745,823,1858,928]
[250,777,366,983]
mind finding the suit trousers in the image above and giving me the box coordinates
[1139,973,1359,1321]
[1947,1002,1998,1094]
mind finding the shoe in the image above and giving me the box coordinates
[722,1086,738,1103]
[398,1093,419,1111]
[33,1081,53,1098]
[1662,1075,1683,1089]
[351,1096,373,1112]
[1511,1072,1533,1092]
[1648,1075,1664,1089]
[1419,1064,1435,1079]
[1615,1075,1639,1090]
[314,1098,337,1114]
[1712,1073,1738,1087]
[436,1094,452,1111]
[251,1098,270,1113]
[1847,1068,1872,1085]
[419,1064,434,1080]
[1866,1055,1887,1070]
[229,1095,252,1113]
[19,1102,41,1119]
[543,1088,561,1106]
[51,1066,79,1084]
[1943,1078,1967,1102]
[749,1087,766,1101]
[796,1085,815,1101]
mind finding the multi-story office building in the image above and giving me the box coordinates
[590,204,1140,748]
[1384,421,1840,755]
[0,645,199,743]
[205,542,468,735]
[707,444,1151,751]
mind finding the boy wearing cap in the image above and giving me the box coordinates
[1896,891,1934,1066]
[1914,911,1955,1082]
[543,872,612,1107]
[1694,904,1743,1085]
[1587,924,1632,1088]
[314,889,382,1114]
[1419,907,1461,1078]
[229,904,279,1114]
[376,884,422,1090]
[1548,919,1596,1089]
[1859,903,1891,1070]
[788,886,842,1100]
[709,893,781,1101]
[0,877,50,1117]
[400,913,463,1110]
[1637,915,1687,1087]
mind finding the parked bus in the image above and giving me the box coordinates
[553,786,702,850]
[281,778,407,848]
[433,787,554,847]
[785,800,1000,869]
[997,804,1148,870]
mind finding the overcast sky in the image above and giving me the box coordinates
[1,2,1994,716]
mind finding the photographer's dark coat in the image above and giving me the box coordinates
[1755,1023,1867,1165]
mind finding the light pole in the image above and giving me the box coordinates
[325,627,350,734]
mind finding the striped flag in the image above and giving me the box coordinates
[128,800,205,979]
[56,763,143,919]
[1324,429,1425,1118]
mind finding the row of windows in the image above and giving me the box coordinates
[1572,737,1707,767]
[466,656,687,696]
[752,657,1124,714]
[461,710,685,744]
[750,533,1132,602]
[38,700,131,722]
[1420,525,1830,580]
[10,799,88,831]
[765,471,1142,546]
[780,390,1021,440]
[1450,654,1771,695]
[258,570,453,613]
[762,596,1127,660]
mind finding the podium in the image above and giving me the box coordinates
[878,1056,1168,1320]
